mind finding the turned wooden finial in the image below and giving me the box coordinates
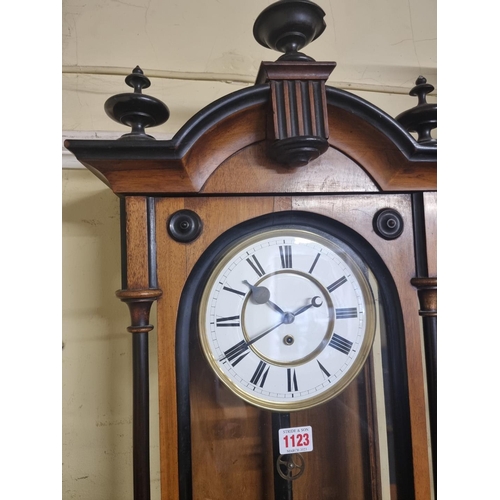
[253,0,327,61]
[396,76,437,145]
[253,1,335,167]
[104,66,170,141]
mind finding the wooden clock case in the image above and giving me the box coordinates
[65,5,436,498]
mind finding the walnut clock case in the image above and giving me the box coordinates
[65,2,437,499]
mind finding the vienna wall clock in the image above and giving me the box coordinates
[65,1,437,499]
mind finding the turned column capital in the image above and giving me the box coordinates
[410,277,437,317]
[116,288,163,334]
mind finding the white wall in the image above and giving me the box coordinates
[62,1,436,498]
[62,0,436,139]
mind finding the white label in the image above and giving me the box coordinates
[278,426,313,454]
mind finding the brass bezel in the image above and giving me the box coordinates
[198,228,376,412]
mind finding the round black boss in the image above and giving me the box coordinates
[168,210,203,243]
[373,208,404,240]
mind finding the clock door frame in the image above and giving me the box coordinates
[170,208,416,499]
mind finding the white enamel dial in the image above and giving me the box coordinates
[199,228,376,411]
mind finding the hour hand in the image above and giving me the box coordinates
[292,296,323,317]
[243,280,285,315]
[243,280,270,304]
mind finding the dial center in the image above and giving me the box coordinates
[242,270,333,366]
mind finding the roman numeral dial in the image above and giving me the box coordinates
[246,255,265,277]
[329,333,353,355]
[336,308,358,319]
[222,340,249,366]
[327,276,347,292]
[287,368,298,392]
[279,245,293,268]
[216,315,241,327]
[199,227,376,411]
[222,285,246,297]
[250,361,270,387]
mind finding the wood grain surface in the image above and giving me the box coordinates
[154,194,433,500]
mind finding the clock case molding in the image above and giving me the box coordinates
[65,4,437,499]
[64,83,436,195]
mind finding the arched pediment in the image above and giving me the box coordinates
[65,83,436,195]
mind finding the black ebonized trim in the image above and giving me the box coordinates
[133,332,151,500]
[272,412,293,500]
[411,193,429,276]
[65,83,436,163]
[64,85,269,160]
[377,275,414,499]
[325,87,436,162]
[175,211,415,499]
[171,84,270,156]
[423,315,437,493]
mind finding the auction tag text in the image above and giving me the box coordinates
[278,426,313,454]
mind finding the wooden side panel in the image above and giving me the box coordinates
[155,198,185,500]
[125,196,149,288]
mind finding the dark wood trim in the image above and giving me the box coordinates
[411,193,429,276]
[116,288,163,500]
[147,197,158,288]
[271,412,293,500]
[411,276,437,495]
[64,83,436,196]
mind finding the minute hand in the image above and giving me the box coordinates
[246,296,322,347]
[246,320,285,347]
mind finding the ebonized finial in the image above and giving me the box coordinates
[124,66,151,93]
[396,76,437,145]
[104,66,170,140]
[253,0,326,61]
[253,1,334,167]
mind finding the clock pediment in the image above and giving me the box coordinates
[65,82,435,195]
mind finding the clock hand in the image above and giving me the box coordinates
[243,280,270,304]
[243,280,286,315]
[266,300,286,315]
[218,319,285,362]
[219,297,324,361]
[246,320,286,346]
[291,296,323,317]
[246,297,323,347]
